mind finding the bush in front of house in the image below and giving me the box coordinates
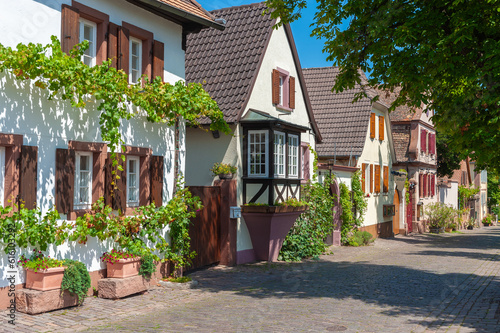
[347,230,374,247]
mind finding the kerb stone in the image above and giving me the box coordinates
[98,275,150,299]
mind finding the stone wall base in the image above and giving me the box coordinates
[98,275,150,299]
[16,288,79,315]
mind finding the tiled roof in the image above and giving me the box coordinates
[302,67,372,157]
[185,2,273,123]
[391,124,411,162]
[157,0,214,21]
[374,87,421,122]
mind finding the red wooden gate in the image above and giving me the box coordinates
[188,186,221,270]
[407,191,413,233]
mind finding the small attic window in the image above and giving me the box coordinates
[272,68,295,111]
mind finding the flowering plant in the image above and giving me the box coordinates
[210,162,237,177]
[100,249,139,265]
[18,249,64,272]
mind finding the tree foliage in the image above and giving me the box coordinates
[266,0,500,172]
[488,171,500,215]
[436,132,464,177]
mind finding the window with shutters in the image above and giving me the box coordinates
[74,152,93,210]
[0,147,4,206]
[272,68,295,111]
[248,130,268,177]
[288,134,299,178]
[61,2,109,65]
[363,163,371,194]
[126,156,140,207]
[79,18,97,67]
[274,132,285,177]
[129,37,142,84]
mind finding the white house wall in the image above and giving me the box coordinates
[357,106,395,228]
[0,0,187,289]
[439,182,458,209]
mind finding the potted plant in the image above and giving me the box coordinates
[241,197,308,262]
[18,251,90,306]
[210,162,237,179]
[466,218,475,230]
[425,202,448,233]
[482,215,493,227]
[18,250,65,291]
[101,249,156,279]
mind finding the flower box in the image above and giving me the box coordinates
[25,267,65,291]
[106,257,141,278]
[241,205,307,262]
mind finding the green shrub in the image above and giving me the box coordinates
[61,259,91,305]
[279,174,335,262]
[347,231,373,247]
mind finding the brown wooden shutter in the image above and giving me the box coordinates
[421,129,427,153]
[104,154,113,207]
[370,164,374,193]
[301,144,310,183]
[419,174,423,198]
[55,148,75,214]
[118,26,130,75]
[370,113,376,139]
[108,22,119,69]
[150,155,163,207]
[375,165,381,193]
[379,115,385,141]
[272,69,280,105]
[289,76,295,109]
[383,166,389,193]
[362,163,366,193]
[61,5,80,55]
[19,146,38,210]
[115,154,127,212]
[152,40,164,82]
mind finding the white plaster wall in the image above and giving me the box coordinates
[0,0,185,82]
[439,182,458,209]
[357,106,395,227]
[0,0,189,287]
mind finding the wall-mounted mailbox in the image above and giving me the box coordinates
[230,206,241,219]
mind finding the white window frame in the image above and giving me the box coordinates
[126,156,140,207]
[0,147,4,206]
[74,151,93,210]
[129,37,142,84]
[288,134,299,178]
[274,131,285,178]
[79,18,97,67]
[248,130,268,178]
[365,162,371,194]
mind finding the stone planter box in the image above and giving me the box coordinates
[107,257,141,278]
[98,275,149,299]
[25,267,65,291]
[16,289,78,315]
[242,206,306,262]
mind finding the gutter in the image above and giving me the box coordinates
[131,0,226,30]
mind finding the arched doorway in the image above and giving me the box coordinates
[393,190,400,235]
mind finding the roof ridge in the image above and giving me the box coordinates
[210,1,268,14]
[188,0,216,20]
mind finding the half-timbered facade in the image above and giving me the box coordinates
[185,3,321,264]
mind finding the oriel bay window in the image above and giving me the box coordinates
[242,110,309,205]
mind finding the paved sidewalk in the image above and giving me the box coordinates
[2,226,500,332]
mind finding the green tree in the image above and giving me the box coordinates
[436,132,464,178]
[488,170,500,215]
[266,0,500,172]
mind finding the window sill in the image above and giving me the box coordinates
[276,105,293,112]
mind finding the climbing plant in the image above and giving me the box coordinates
[398,169,410,204]
[458,185,479,210]
[0,37,231,154]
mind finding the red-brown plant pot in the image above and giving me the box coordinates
[25,267,65,291]
[242,206,306,262]
[106,257,141,278]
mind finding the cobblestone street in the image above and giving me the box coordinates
[3,226,500,333]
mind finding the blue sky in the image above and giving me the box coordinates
[196,0,335,69]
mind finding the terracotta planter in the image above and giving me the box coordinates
[25,266,65,291]
[106,257,141,278]
[242,207,306,262]
[445,228,453,232]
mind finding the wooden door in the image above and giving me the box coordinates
[393,190,400,235]
[188,186,221,270]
